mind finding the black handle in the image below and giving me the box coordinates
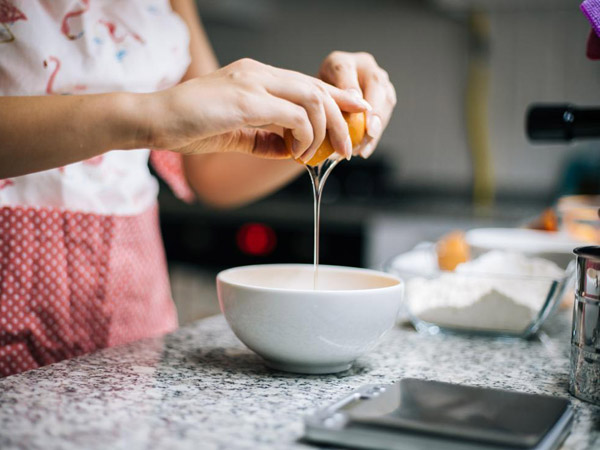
[526,104,600,142]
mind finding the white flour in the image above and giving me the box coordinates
[407,251,565,333]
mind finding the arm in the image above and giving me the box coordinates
[0,93,147,178]
[172,0,306,208]
[0,60,364,181]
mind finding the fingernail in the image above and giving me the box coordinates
[361,143,375,158]
[353,143,365,156]
[347,89,372,110]
[344,136,353,160]
[299,148,313,163]
[367,115,382,138]
[359,99,372,111]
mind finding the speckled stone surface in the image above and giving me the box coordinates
[0,311,598,450]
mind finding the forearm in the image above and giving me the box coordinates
[0,93,148,178]
[184,153,303,209]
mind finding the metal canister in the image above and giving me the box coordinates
[570,246,600,405]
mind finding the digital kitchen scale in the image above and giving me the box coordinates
[304,378,573,450]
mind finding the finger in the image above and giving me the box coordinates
[298,99,326,163]
[243,95,313,159]
[265,80,328,163]
[356,136,379,159]
[318,80,371,113]
[273,66,370,113]
[321,92,352,160]
[229,128,290,159]
[252,130,289,158]
[361,70,389,140]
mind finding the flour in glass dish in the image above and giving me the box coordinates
[407,251,565,333]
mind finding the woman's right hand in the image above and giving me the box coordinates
[143,58,371,163]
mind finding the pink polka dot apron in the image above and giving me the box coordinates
[0,0,195,376]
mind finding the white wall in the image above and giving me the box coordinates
[198,0,600,196]
[489,8,600,195]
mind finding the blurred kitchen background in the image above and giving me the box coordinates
[161,0,600,324]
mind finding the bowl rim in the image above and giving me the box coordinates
[216,263,403,294]
[465,227,584,255]
[383,244,571,282]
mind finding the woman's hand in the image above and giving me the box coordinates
[145,58,370,163]
[318,51,396,158]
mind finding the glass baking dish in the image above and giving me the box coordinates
[384,244,575,338]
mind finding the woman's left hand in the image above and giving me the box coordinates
[318,51,396,158]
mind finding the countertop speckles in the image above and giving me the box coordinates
[0,312,598,450]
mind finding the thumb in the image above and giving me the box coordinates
[230,128,291,159]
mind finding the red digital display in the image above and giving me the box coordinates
[236,223,277,256]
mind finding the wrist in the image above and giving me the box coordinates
[111,92,161,150]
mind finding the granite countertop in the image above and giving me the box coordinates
[0,312,598,450]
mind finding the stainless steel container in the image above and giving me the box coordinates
[570,246,600,405]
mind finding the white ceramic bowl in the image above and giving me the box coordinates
[216,264,403,374]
